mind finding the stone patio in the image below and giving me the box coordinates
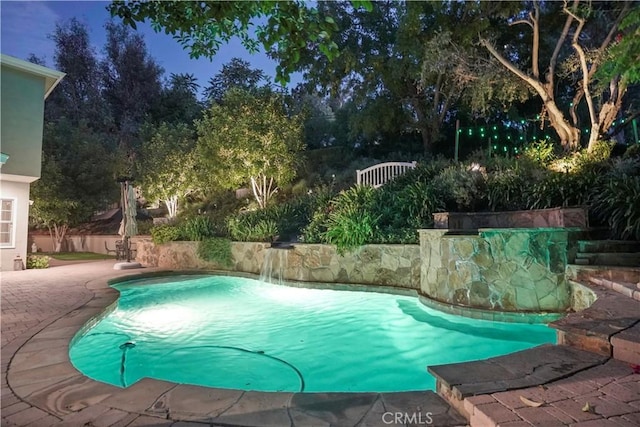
[2,260,638,426]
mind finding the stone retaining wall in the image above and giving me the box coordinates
[136,227,580,313]
[135,239,421,290]
[433,207,588,229]
[419,228,578,312]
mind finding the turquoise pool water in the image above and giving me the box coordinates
[70,275,556,392]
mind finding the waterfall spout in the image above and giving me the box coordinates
[260,247,289,285]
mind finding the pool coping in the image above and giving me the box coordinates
[5,268,468,427]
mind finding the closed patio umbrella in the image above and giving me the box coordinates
[118,180,138,262]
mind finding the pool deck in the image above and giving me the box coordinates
[1,260,638,427]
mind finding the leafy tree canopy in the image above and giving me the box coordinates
[203,57,269,105]
[138,122,198,218]
[108,0,372,84]
[195,89,304,208]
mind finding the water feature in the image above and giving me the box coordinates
[259,246,291,285]
[70,274,556,393]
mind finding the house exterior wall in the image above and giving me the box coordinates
[1,66,46,179]
[0,56,63,271]
[0,181,30,270]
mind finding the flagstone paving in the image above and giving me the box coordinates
[1,260,638,426]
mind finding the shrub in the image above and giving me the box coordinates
[227,216,279,242]
[377,180,444,232]
[486,168,529,211]
[150,224,181,244]
[26,255,50,269]
[180,216,216,241]
[432,164,487,211]
[197,237,234,267]
[591,158,640,240]
[307,185,380,253]
[624,143,640,159]
[522,140,557,166]
[323,208,379,254]
[525,169,595,209]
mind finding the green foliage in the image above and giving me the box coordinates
[486,168,528,212]
[522,140,557,166]
[432,164,487,211]
[624,144,640,159]
[591,158,640,240]
[196,89,304,208]
[180,216,216,241]
[138,122,197,218]
[304,185,379,253]
[596,8,640,85]
[227,216,279,242]
[150,224,182,244]
[197,237,234,267]
[525,169,595,209]
[203,57,268,104]
[323,208,378,254]
[26,255,50,269]
[108,1,370,84]
[30,121,118,235]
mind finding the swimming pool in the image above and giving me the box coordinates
[70,274,556,392]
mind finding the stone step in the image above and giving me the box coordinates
[566,264,640,284]
[611,322,640,365]
[427,345,608,420]
[575,251,640,267]
[577,239,640,254]
[550,282,640,355]
[588,277,640,301]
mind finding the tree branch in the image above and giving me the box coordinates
[547,0,577,89]
[509,19,533,30]
[479,37,549,101]
[531,2,540,80]
[587,0,631,80]
[565,5,597,130]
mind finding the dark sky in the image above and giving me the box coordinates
[1,1,302,98]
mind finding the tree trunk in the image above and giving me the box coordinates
[165,195,178,218]
[251,175,277,209]
[52,223,68,253]
[544,100,580,151]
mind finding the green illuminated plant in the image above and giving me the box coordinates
[150,224,181,244]
[591,158,640,240]
[26,255,50,269]
[197,237,234,267]
[181,216,216,241]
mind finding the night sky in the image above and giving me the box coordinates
[1,1,302,98]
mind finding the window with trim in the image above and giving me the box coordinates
[1,199,15,247]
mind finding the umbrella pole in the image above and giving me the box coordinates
[124,181,131,262]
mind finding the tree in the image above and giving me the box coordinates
[290,1,521,154]
[196,89,304,208]
[154,73,202,124]
[30,121,118,251]
[203,57,268,105]
[30,154,78,252]
[44,19,108,129]
[108,0,372,84]
[479,0,634,151]
[138,122,198,218]
[101,21,164,178]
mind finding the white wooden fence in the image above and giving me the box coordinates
[356,161,417,188]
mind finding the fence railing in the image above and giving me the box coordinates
[356,161,417,188]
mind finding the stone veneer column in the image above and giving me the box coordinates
[418,228,572,312]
